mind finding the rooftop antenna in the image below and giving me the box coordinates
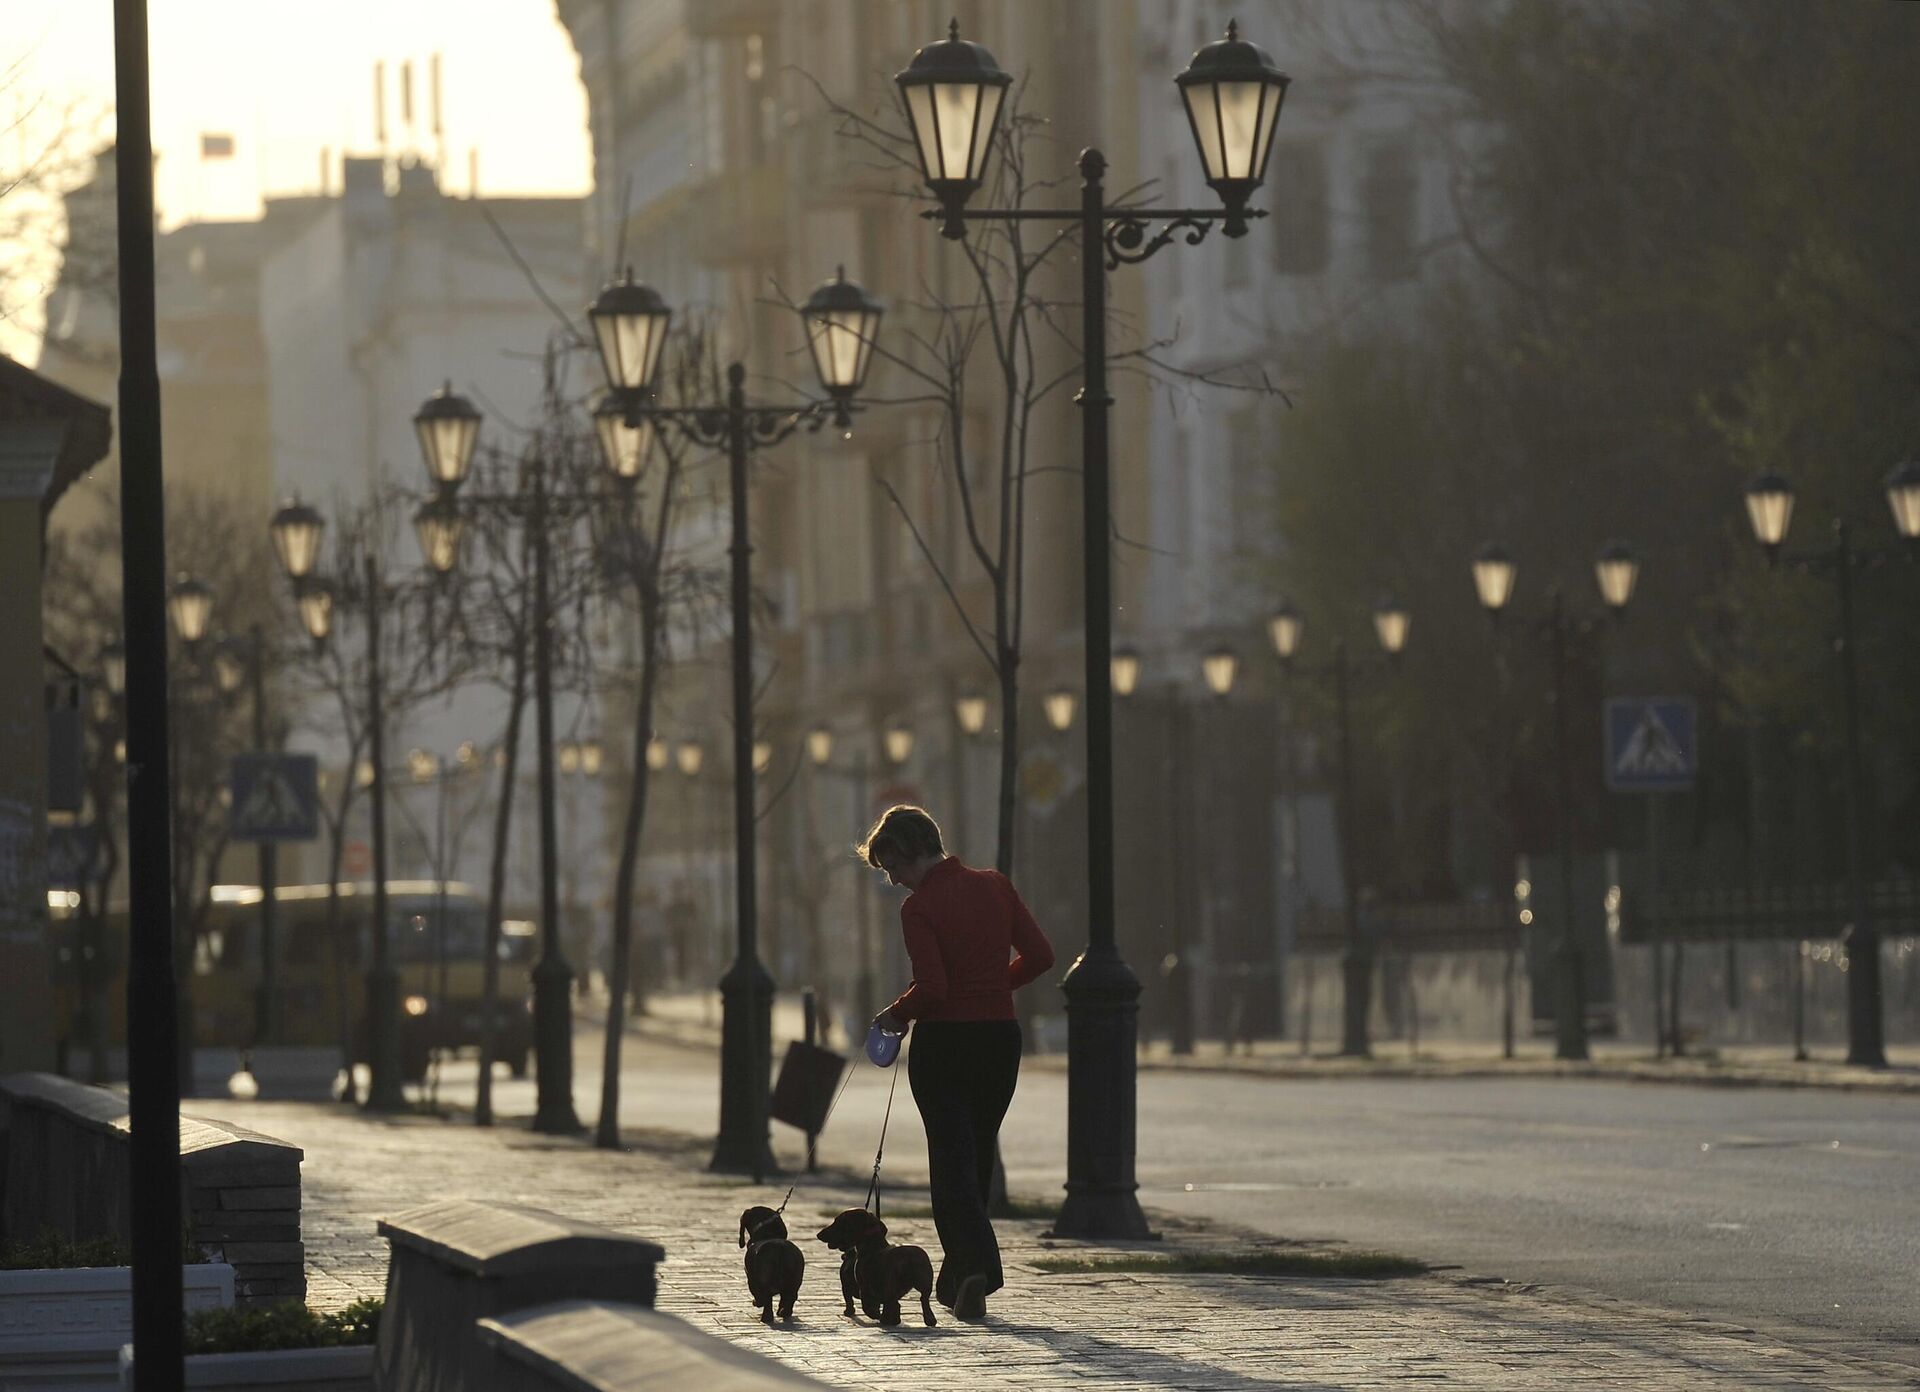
[373,61,387,153]
[400,60,415,158]
[431,53,446,177]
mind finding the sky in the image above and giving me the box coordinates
[3,0,593,359]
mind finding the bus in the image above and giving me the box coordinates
[54,881,537,1081]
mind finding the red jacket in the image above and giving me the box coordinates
[886,857,1056,1024]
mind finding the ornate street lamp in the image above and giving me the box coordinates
[893,20,1014,239]
[954,693,989,735]
[884,723,915,766]
[646,736,670,772]
[806,726,835,767]
[593,394,656,484]
[296,579,335,645]
[414,381,482,491]
[1885,456,1920,541]
[1111,647,1141,698]
[557,740,581,776]
[1267,601,1303,663]
[1372,595,1410,656]
[1201,647,1238,698]
[752,740,774,776]
[412,496,465,577]
[1174,21,1292,237]
[1594,540,1639,612]
[1472,544,1517,616]
[899,12,1291,1242]
[580,739,604,778]
[588,270,673,394]
[167,575,213,646]
[1043,688,1077,732]
[802,268,886,424]
[676,741,705,778]
[269,498,325,581]
[1744,470,1796,557]
[409,747,441,784]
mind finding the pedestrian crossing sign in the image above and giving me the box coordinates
[230,753,320,842]
[1603,698,1696,793]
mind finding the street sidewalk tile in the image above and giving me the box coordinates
[229,1101,1913,1390]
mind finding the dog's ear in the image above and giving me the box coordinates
[854,1211,888,1243]
[739,1211,752,1248]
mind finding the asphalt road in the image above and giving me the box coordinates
[424,1025,1920,1369]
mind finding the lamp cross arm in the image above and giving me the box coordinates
[642,397,848,452]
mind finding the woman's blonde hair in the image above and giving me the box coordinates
[857,804,945,869]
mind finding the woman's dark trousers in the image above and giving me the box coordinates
[907,1019,1021,1304]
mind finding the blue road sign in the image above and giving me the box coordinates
[230,753,320,842]
[47,824,102,888]
[1604,698,1696,792]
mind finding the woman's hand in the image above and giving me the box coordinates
[871,1008,903,1035]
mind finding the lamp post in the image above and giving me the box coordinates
[1738,463,1919,1068]
[1473,540,1638,1062]
[411,379,608,1136]
[809,725,878,1030]
[588,266,885,1175]
[111,2,188,1377]
[1267,596,1408,1057]
[898,17,1287,1239]
[269,497,411,1111]
[215,624,282,1046]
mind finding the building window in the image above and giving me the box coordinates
[1268,141,1330,275]
[1363,142,1419,281]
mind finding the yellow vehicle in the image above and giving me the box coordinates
[55,881,537,1081]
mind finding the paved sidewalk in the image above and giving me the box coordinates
[625,989,1920,1097]
[222,1098,1916,1390]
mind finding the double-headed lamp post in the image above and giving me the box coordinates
[897,17,1289,1240]
[1739,462,1920,1068]
[1472,540,1638,1062]
[410,374,644,1135]
[586,266,885,1173]
[1269,595,1408,1057]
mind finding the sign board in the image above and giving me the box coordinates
[1604,698,1696,792]
[47,823,102,889]
[229,753,320,842]
[769,1040,848,1133]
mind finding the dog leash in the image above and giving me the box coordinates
[861,1063,900,1220]
[771,1055,863,1217]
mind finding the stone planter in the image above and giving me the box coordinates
[0,1262,233,1390]
[117,1343,373,1390]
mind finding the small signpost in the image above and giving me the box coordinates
[1603,698,1696,793]
[229,753,320,842]
[1604,697,1697,1058]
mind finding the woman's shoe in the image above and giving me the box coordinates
[954,1273,988,1321]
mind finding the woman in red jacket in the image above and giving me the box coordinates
[863,804,1055,1323]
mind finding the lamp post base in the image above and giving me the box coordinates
[1554,945,1589,1062]
[1339,952,1372,1058]
[1843,928,1887,1068]
[710,953,777,1178]
[1049,945,1155,1241]
[362,964,406,1112]
[531,953,582,1134]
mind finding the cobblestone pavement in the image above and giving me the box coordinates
[213,1098,1919,1391]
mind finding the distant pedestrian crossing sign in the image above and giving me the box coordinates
[230,753,320,841]
[1604,698,1696,792]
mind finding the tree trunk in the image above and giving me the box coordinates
[596,586,663,1150]
[475,640,529,1127]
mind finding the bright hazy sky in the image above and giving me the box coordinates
[4,0,593,357]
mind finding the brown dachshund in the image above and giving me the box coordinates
[815,1208,936,1327]
[738,1206,805,1324]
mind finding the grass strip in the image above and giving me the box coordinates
[1031,1249,1427,1280]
